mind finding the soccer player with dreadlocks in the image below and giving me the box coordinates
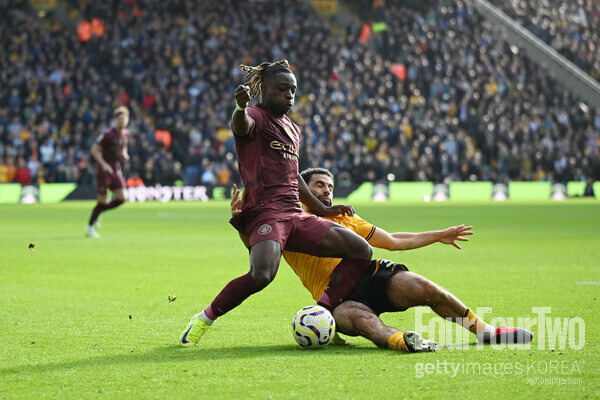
[180,60,406,348]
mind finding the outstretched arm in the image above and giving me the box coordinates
[297,174,355,217]
[368,224,473,251]
[231,85,254,137]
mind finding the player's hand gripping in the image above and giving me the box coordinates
[234,85,251,109]
[231,184,243,217]
[322,204,355,217]
[438,224,473,249]
[101,162,114,175]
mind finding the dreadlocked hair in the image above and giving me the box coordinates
[239,60,292,100]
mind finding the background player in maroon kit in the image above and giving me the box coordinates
[85,106,130,238]
[180,60,374,346]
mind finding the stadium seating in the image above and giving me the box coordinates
[0,0,598,188]
[487,0,600,82]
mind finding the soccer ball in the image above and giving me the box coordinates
[291,305,335,348]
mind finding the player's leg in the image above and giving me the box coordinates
[333,301,395,348]
[333,301,436,352]
[87,169,126,236]
[101,170,127,211]
[103,187,126,210]
[385,271,532,344]
[209,240,282,314]
[386,271,467,318]
[180,240,282,346]
[314,224,373,310]
[316,224,372,259]
[86,189,107,238]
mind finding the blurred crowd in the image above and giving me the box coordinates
[325,0,600,183]
[0,0,599,190]
[488,0,600,83]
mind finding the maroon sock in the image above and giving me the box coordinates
[317,258,372,311]
[208,272,262,319]
[204,305,217,321]
[88,202,107,226]
[104,198,124,210]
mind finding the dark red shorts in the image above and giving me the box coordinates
[95,165,125,195]
[231,210,334,254]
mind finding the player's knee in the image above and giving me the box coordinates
[250,268,277,289]
[114,191,126,203]
[330,227,372,260]
[351,238,372,260]
[363,243,373,260]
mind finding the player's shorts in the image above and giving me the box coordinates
[345,259,409,316]
[230,209,335,254]
[95,165,125,195]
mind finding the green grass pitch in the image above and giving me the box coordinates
[1,199,599,398]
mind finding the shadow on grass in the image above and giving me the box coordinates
[2,341,493,376]
[440,342,485,351]
[38,236,87,242]
[0,343,384,376]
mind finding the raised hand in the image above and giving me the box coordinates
[439,224,473,249]
[234,85,251,109]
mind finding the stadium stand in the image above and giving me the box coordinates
[486,0,600,83]
[1,0,599,190]
[342,0,600,182]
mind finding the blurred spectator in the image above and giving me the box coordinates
[15,157,32,185]
[126,173,144,188]
[0,157,8,183]
[584,178,595,196]
[141,158,158,186]
[200,159,216,186]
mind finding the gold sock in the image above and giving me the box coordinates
[388,331,408,351]
[463,308,488,335]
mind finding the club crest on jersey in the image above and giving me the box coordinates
[283,124,296,141]
[258,224,272,235]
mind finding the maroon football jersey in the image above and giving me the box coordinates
[234,104,303,213]
[96,127,129,168]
